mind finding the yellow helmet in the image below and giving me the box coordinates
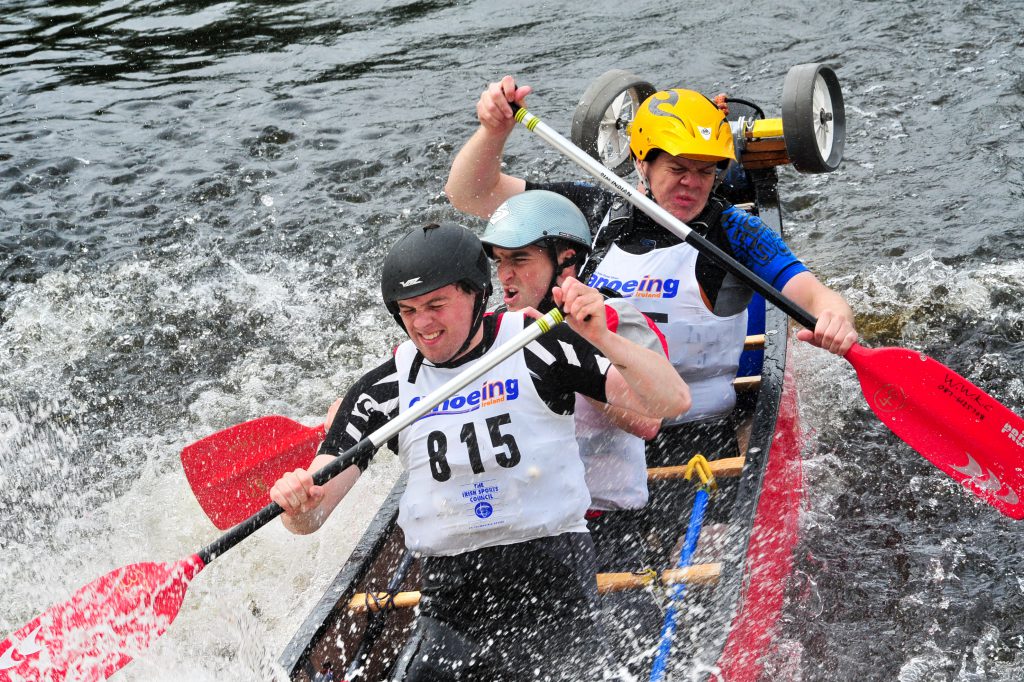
[628,89,736,163]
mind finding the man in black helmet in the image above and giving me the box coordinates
[270,223,689,681]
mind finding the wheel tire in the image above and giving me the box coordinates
[570,70,656,175]
[782,63,845,173]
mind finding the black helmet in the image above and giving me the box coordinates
[381,222,492,337]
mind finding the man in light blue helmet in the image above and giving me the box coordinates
[272,222,690,681]
[449,77,857,467]
[481,190,675,571]
[482,190,676,677]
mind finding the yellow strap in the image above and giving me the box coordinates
[683,454,717,492]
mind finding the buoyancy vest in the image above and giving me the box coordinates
[395,312,590,556]
[585,203,747,425]
[573,299,661,510]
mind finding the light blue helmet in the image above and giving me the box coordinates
[481,190,593,259]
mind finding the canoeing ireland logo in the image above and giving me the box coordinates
[409,378,520,419]
[587,273,680,299]
[873,384,907,412]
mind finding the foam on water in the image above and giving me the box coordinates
[2,0,1022,678]
[789,253,1024,678]
[0,246,403,678]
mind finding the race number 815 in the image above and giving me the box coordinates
[427,413,521,482]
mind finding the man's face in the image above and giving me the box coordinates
[491,245,556,312]
[640,153,718,223]
[397,284,480,364]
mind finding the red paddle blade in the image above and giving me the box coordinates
[846,343,1024,519]
[0,556,203,682]
[181,416,325,530]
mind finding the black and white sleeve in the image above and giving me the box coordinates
[317,357,400,470]
[523,324,609,415]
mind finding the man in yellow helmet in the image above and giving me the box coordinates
[446,75,858,562]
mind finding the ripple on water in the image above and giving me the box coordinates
[2,0,1024,678]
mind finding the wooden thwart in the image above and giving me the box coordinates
[733,375,761,392]
[348,563,722,614]
[740,138,790,170]
[647,456,745,481]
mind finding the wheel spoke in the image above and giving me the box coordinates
[571,70,655,174]
[811,76,834,157]
[596,90,640,168]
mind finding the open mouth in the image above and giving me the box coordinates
[503,287,520,305]
[420,330,443,343]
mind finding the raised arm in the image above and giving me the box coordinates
[445,75,530,218]
[554,277,691,420]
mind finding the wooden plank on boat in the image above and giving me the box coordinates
[646,456,745,480]
[347,564,722,614]
[740,138,790,170]
[744,334,765,350]
[598,564,722,593]
[733,375,761,392]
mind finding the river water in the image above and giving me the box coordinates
[1,1,1022,680]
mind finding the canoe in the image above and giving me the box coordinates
[278,137,805,682]
[275,59,854,676]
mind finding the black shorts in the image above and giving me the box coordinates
[398,533,610,681]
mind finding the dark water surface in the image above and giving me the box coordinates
[1,1,1022,679]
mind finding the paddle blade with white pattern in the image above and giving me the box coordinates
[0,557,204,682]
[847,343,1024,519]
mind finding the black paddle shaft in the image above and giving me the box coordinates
[506,100,820,332]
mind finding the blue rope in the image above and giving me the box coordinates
[649,487,710,682]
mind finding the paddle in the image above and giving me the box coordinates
[179,335,764,530]
[181,416,325,529]
[509,101,1024,520]
[0,308,566,682]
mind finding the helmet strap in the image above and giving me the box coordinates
[633,158,656,202]
[431,287,488,369]
[536,243,561,313]
[539,244,581,313]
[712,159,733,192]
